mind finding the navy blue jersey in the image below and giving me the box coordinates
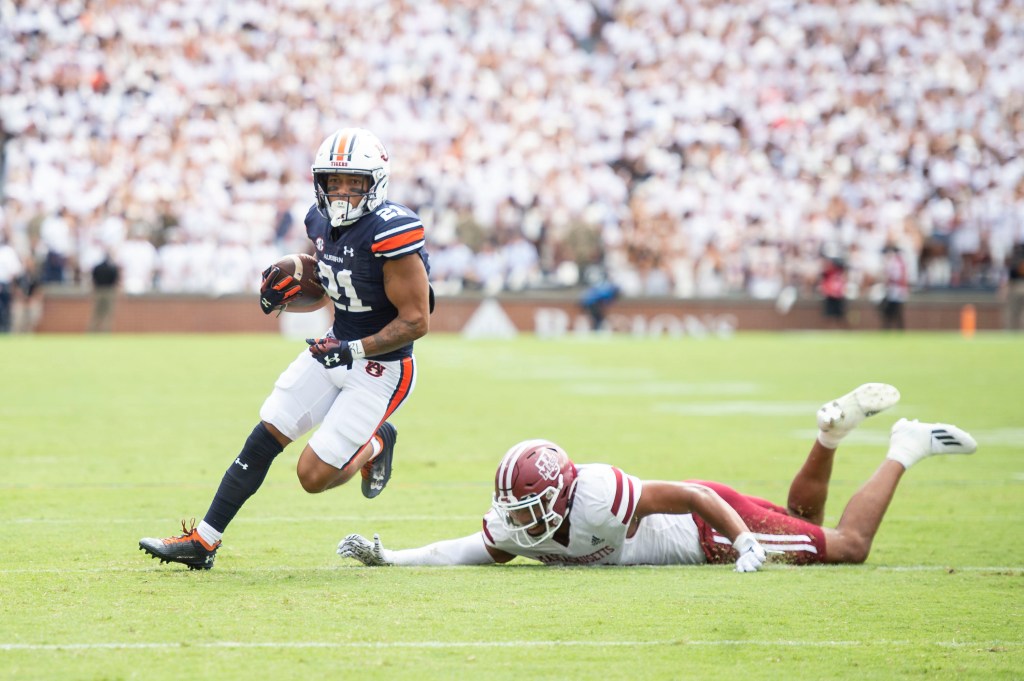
[305,201,429,361]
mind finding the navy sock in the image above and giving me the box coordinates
[202,423,284,533]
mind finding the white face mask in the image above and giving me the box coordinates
[327,195,368,227]
[492,483,564,548]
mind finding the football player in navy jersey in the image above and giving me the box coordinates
[140,128,432,569]
[338,384,977,571]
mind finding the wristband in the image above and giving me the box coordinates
[348,340,366,359]
[732,531,756,553]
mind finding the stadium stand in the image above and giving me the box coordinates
[1,0,1022,302]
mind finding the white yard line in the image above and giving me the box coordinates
[8,515,482,524]
[0,565,1019,575]
[1,639,1020,652]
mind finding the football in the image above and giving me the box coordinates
[271,253,326,308]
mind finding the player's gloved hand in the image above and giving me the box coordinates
[306,337,353,369]
[732,531,767,573]
[337,533,391,566]
[259,265,302,315]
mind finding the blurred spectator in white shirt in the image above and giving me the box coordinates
[117,226,159,295]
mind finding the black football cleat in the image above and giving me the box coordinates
[361,422,397,499]
[139,519,220,570]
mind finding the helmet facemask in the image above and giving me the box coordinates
[492,481,566,548]
[314,170,379,227]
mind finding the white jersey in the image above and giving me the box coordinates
[481,464,707,566]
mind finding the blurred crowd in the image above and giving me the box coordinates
[2,0,1023,313]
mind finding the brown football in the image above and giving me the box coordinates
[273,253,326,308]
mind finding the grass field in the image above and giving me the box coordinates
[1,331,1022,680]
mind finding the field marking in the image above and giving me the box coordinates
[488,367,660,381]
[10,511,1021,529]
[567,381,760,397]
[656,401,820,416]
[1,639,1021,652]
[8,515,483,525]
[1,565,1019,575]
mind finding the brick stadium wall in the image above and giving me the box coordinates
[34,289,1005,334]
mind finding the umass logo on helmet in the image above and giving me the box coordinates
[536,451,560,480]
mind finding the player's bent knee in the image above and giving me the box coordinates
[262,421,293,449]
[824,529,871,564]
[847,543,871,564]
[832,541,871,564]
[297,469,327,494]
[296,447,339,493]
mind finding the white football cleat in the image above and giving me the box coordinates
[886,418,977,469]
[817,383,901,448]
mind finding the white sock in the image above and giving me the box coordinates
[197,520,222,547]
[366,435,383,462]
[817,430,843,450]
[885,446,917,470]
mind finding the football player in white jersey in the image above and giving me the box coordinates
[338,384,976,571]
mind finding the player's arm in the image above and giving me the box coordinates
[306,254,429,368]
[337,532,514,566]
[635,481,750,542]
[361,254,430,356]
[634,481,766,572]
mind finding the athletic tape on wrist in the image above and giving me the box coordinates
[348,340,366,359]
[732,531,756,552]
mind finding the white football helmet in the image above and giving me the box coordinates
[311,127,390,227]
[492,439,578,548]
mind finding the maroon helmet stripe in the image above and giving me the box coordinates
[496,439,550,495]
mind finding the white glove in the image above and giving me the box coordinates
[732,531,767,573]
[337,533,391,566]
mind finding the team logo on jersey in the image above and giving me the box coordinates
[536,450,560,481]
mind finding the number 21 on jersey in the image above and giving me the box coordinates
[317,261,370,312]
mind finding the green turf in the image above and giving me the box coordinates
[1,332,1021,680]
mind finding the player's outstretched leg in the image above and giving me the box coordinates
[139,519,220,570]
[790,383,900,523]
[825,419,977,563]
[361,421,398,499]
[885,418,977,469]
[817,383,901,449]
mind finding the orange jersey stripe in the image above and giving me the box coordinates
[371,227,425,254]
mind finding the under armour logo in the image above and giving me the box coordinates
[343,246,355,257]
[591,536,604,546]
[234,458,249,470]
[324,353,341,366]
